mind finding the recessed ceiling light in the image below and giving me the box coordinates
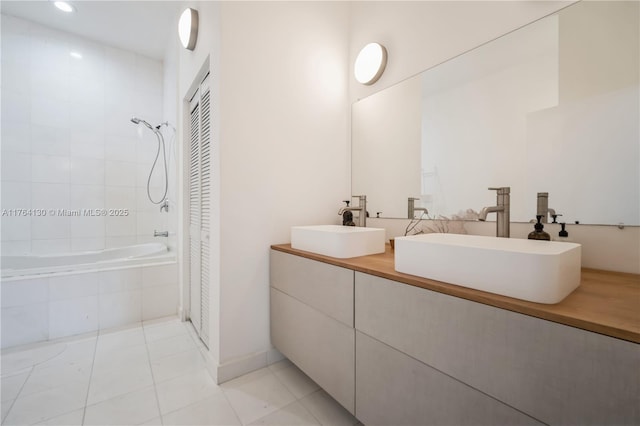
[70,51,82,59]
[53,1,75,13]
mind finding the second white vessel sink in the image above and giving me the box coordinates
[395,233,581,304]
[291,225,385,258]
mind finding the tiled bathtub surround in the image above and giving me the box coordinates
[1,263,178,349]
[0,14,175,255]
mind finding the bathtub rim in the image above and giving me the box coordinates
[1,255,177,282]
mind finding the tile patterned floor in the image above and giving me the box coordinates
[0,317,360,426]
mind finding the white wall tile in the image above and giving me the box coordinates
[31,155,70,183]
[136,164,165,188]
[1,278,49,307]
[32,183,70,210]
[31,238,70,255]
[105,213,137,237]
[1,90,30,124]
[142,264,178,288]
[70,130,104,159]
[99,268,142,294]
[69,102,105,135]
[98,290,142,329]
[49,295,99,339]
[1,59,31,96]
[1,16,30,65]
[71,237,105,252]
[31,125,70,156]
[2,182,31,209]
[135,135,160,165]
[1,303,49,348]
[69,157,105,185]
[70,185,105,210]
[136,212,164,237]
[31,216,70,240]
[31,97,70,128]
[1,216,31,241]
[142,284,178,321]
[1,240,31,255]
[49,272,99,301]
[1,122,31,153]
[106,161,137,187]
[106,186,136,210]
[2,152,31,182]
[1,16,172,260]
[105,135,137,162]
[70,216,106,238]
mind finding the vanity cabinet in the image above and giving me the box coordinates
[270,250,355,413]
[355,272,639,426]
[270,248,639,425]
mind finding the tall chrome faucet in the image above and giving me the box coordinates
[536,192,560,223]
[478,187,510,238]
[408,197,428,219]
[338,195,367,227]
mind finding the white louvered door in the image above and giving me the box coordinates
[188,74,211,347]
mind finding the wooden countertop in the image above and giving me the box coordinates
[271,244,640,344]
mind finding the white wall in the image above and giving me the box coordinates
[176,1,350,377]
[1,15,173,255]
[217,1,350,368]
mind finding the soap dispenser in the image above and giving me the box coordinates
[528,215,551,241]
[558,223,571,242]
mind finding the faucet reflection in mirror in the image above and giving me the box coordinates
[338,195,367,227]
[478,187,510,238]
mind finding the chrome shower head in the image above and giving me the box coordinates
[130,117,154,131]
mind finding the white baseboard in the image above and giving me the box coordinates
[215,346,288,384]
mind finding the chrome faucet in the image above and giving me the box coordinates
[408,197,428,219]
[154,230,169,237]
[160,199,169,213]
[536,192,560,223]
[338,195,367,227]
[478,187,510,238]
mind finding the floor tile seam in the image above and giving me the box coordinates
[147,343,199,367]
[251,398,321,426]
[144,330,192,348]
[81,334,100,426]
[215,385,244,426]
[83,386,161,426]
[1,366,35,424]
[298,389,335,426]
[219,368,297,426]
[269,365,317,401]
[142,322,165,425]
[268,371,325,425]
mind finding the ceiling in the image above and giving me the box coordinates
[0,1,182,60]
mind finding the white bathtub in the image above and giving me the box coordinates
[1,243,179,348]
[1,243,172,279]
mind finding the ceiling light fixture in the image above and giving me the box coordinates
[69,51,82,59]
[53,1,75,13]
[178,8,199,51]
[354,42,388,85]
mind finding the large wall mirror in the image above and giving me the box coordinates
[352,1,639,226]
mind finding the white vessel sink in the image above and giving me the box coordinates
[291,225,385,259]
[395,233,581,304]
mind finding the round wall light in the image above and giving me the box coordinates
[354,42,387,85]
[178,8,199,51]
[53,1,75,13]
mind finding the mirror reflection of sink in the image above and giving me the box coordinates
[291,225,385,259]
[395,233,581,304]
